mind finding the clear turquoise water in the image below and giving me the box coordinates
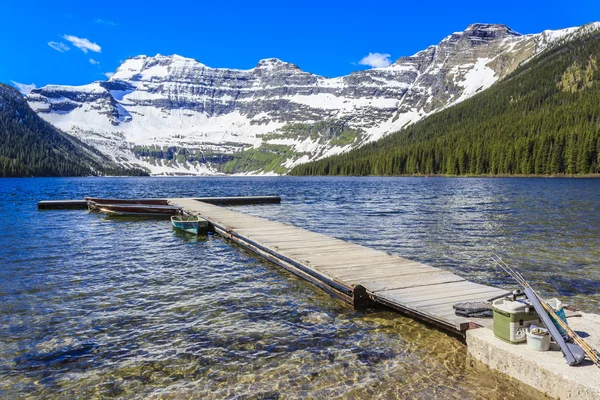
[1,177,598,399]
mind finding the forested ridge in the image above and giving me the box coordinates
[290,29,600,176]
[0,83,148,177]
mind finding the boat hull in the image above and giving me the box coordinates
[86,197,169,210]
[171,215,209,235]
[98,204,181,216]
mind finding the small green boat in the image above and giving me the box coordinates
[171,215,209,235]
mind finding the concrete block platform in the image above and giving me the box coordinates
[467,313,600,399]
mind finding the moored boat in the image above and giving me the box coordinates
[171,215,209,235]
[86,197,169,210]
[97,204,182,216]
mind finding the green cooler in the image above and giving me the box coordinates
[492,298,543,343]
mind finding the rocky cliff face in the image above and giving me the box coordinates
[27,23,594,175]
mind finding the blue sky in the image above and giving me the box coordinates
[1,0,599,93]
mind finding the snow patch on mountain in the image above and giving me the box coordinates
[451,58,496,104]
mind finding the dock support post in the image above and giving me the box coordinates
[352,285,375,308]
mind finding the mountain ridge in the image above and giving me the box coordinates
[25,22,598,176]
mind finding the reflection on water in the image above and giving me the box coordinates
[1,176,598,399]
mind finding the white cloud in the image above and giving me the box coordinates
[62,35,101,53]
[358,52,392,69]
[89,58,100,65]
[95,18,117,26]
[104,72,114,78]
[48,41,70,52]
[11,81,36,95]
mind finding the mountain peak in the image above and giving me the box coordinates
[153,53,194,61]
[254,58,299,71]
[110,54,207,81]
[465,23,521,37]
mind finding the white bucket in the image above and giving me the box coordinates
[526,329,551,351]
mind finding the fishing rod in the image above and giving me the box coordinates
[490,255,600,368]
[494,256,600,366]
[490,255,589,365]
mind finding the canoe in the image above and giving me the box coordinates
[97,204,181,216]
[86,197,169,210]
[171,215,209,235]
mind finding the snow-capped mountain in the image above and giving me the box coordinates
[27,23,597,175]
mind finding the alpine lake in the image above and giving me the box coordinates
[1,176,599,399]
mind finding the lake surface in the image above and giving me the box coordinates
[1,177,599,399]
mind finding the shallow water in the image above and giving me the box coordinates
[1,176,598,399]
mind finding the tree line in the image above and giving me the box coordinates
[290,30,600,176]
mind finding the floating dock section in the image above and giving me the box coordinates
[37,200,89,210]
[38,196,281,210]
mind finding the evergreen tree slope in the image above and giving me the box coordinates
[290,29,600,176]
[0,84,148,177]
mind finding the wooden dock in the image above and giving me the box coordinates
[38,196,281,210]
[169,198,507,335]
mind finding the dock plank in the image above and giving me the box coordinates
[380,281,505,298]
[316,261,428,273]
[406,289,507,308]
[324,262,434,275]
[332,269,445,284]
[363,272,467,292]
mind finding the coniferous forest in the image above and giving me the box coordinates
[0,83,148,177]
[290,30,600,177]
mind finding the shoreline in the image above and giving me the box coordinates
[4,173,600,179]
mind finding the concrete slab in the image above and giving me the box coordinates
[466,312,600,399]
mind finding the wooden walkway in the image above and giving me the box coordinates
[38,196,280,210]
[169,198,507,334]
